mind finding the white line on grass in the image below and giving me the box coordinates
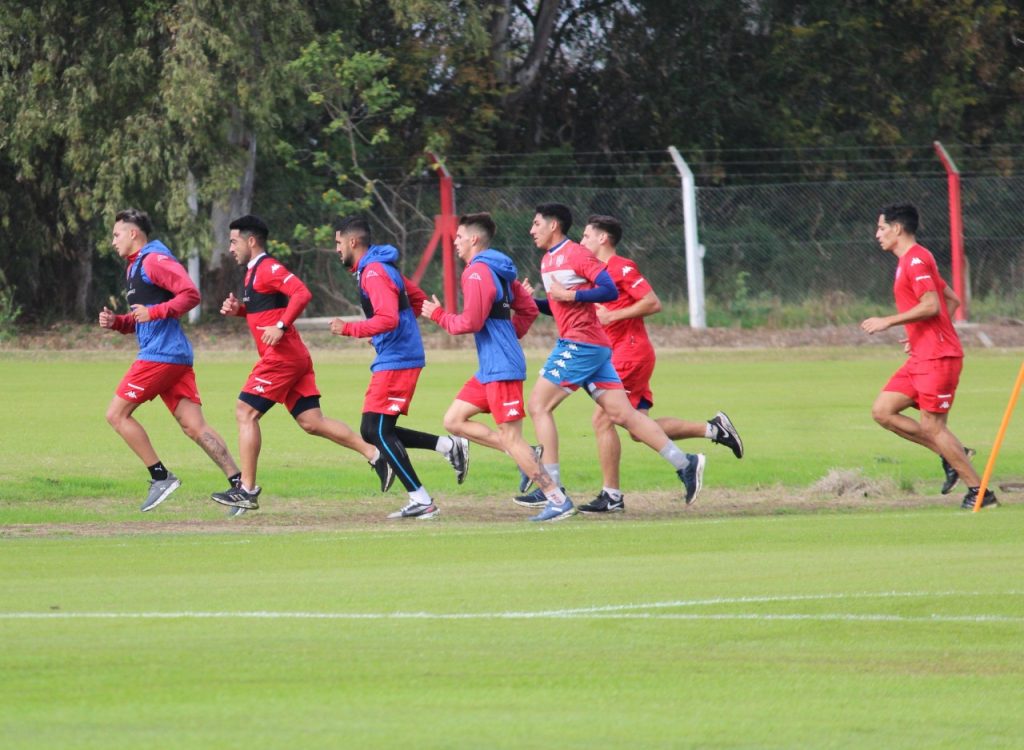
[3,591,1023,623]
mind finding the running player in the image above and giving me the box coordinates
[211,214,394,515]
[860,203,996,510]
[332,216,469,520]
[516,203,706,521]
[100,208,241,511]
[421,212,565,511]
[574,214,743,514]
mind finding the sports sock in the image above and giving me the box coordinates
[435,435,455,455]
[409,487,432,505]
[603,487,623,501]
[543,486,567,504]
[705,422,715,439]
[370,448,381,464]
[543,463,560,486]
[148,461,169,481]
[228,472,242,487]
[658,442,690,471]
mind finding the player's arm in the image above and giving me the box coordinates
[861,291,940,334]
[510,280,539,338]
[943,283,961,319]
[134,254,201,322]
[427,271,490,335]
[597,289,661,326]
[404,276,427,317]
[547,266,618,304]
[100,306,136,334]
[339,264,400,337]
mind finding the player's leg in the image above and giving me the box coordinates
[210,396,267,511]
[526,376,571,467]
[595,388,705,504]
[293,404,376,460]
[361,411,439,519]
[870,390,930,445]
[578,404,625,514]
[443,399,503,452]
[106,395,160,466]
[918,410,979,485]
[170,395,240,481]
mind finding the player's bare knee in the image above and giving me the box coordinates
[296,413,322,436]
[442,414,463,436]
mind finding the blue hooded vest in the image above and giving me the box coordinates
[356,245,425,372]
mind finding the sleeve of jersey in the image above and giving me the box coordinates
[342,266,400,338]
[574,269,618,303]
[510,280,540,338]
[404,277,427,317]
[908,256,940,298]
[623,271,654,302]
[430,269,491,334]
[263,264,312,326]
[141,254,200,320]
[111,313,136,334]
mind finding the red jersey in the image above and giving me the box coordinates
[894,244,962,361]
[601,253,655,359]
[236,254,313,362]
[540,239,612,347]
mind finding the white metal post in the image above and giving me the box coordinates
[668,146,706,329]
[186,170,201,324]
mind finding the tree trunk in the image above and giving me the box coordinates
[207,110,257,310]
[72,233,93,321]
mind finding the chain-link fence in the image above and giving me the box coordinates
[303,173,1024,326]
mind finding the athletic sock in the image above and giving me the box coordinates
[658,442,690,471]
[370,448,382,464]
[543,463,561,487]
[435,436,455,455]
[705,422,716,439]
[543,486,567,504]
[603,487,623,501]
[409,487,432,505]
[228,472,242,487]
[148,461,169,481]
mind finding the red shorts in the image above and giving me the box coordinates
[884,357,962,413]
[242,355,320,413]
[613,357,655,409]
[456,376,526,424]
[116,360,201,413]
[364,368,421,415]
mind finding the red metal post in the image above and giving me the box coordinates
[933,141,967,322]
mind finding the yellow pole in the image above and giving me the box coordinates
[974,361,1024,511]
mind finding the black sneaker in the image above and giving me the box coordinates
[941,447,976,495]
[518,444,544,493]
[446,435,470,484]
[961,487,998,510]
[514,487,550,508]
[676,453,706,504]
[579,490,625,514]
[709,411,744,459]
[211,485,261,510]
[370,456,396,492]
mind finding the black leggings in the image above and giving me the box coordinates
[360,412,441,492]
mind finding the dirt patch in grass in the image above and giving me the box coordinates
[0,484,976,539]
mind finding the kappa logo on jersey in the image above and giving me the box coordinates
[910,257,924,266]
[621,265,635,276]
[271,263,281,273]
[365,269,380,279]
[468,272,482,281]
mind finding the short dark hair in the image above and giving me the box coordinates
[229,214,270,247]
[535,203,572,235]
[459,212,496,243]
[116,208,152,237]
[881,203,919,235]
[335,215,372,247]
[586,214,623,246]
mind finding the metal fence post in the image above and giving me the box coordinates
[668,146,706,328]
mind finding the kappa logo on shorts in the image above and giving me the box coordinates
[125,390,138,400]
[506,408,521,417]
[940,401,950,409]
[555,359,567,368]
[388,403,402,412]
[549,368,561,378]
[253,385,266,393]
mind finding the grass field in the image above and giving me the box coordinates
[2,346,1023,747]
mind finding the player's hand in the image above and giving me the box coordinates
[547,278,575,302]
[520,278,536,296]
[421,294,442,320]
[860,316,890,335]
[256,325,284,346]
[595,303,612,326]
[220,292,240,316]
[900,336,911,354]
[129,304,152,323]
[98,306,115,329]
[329,317,347,336]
